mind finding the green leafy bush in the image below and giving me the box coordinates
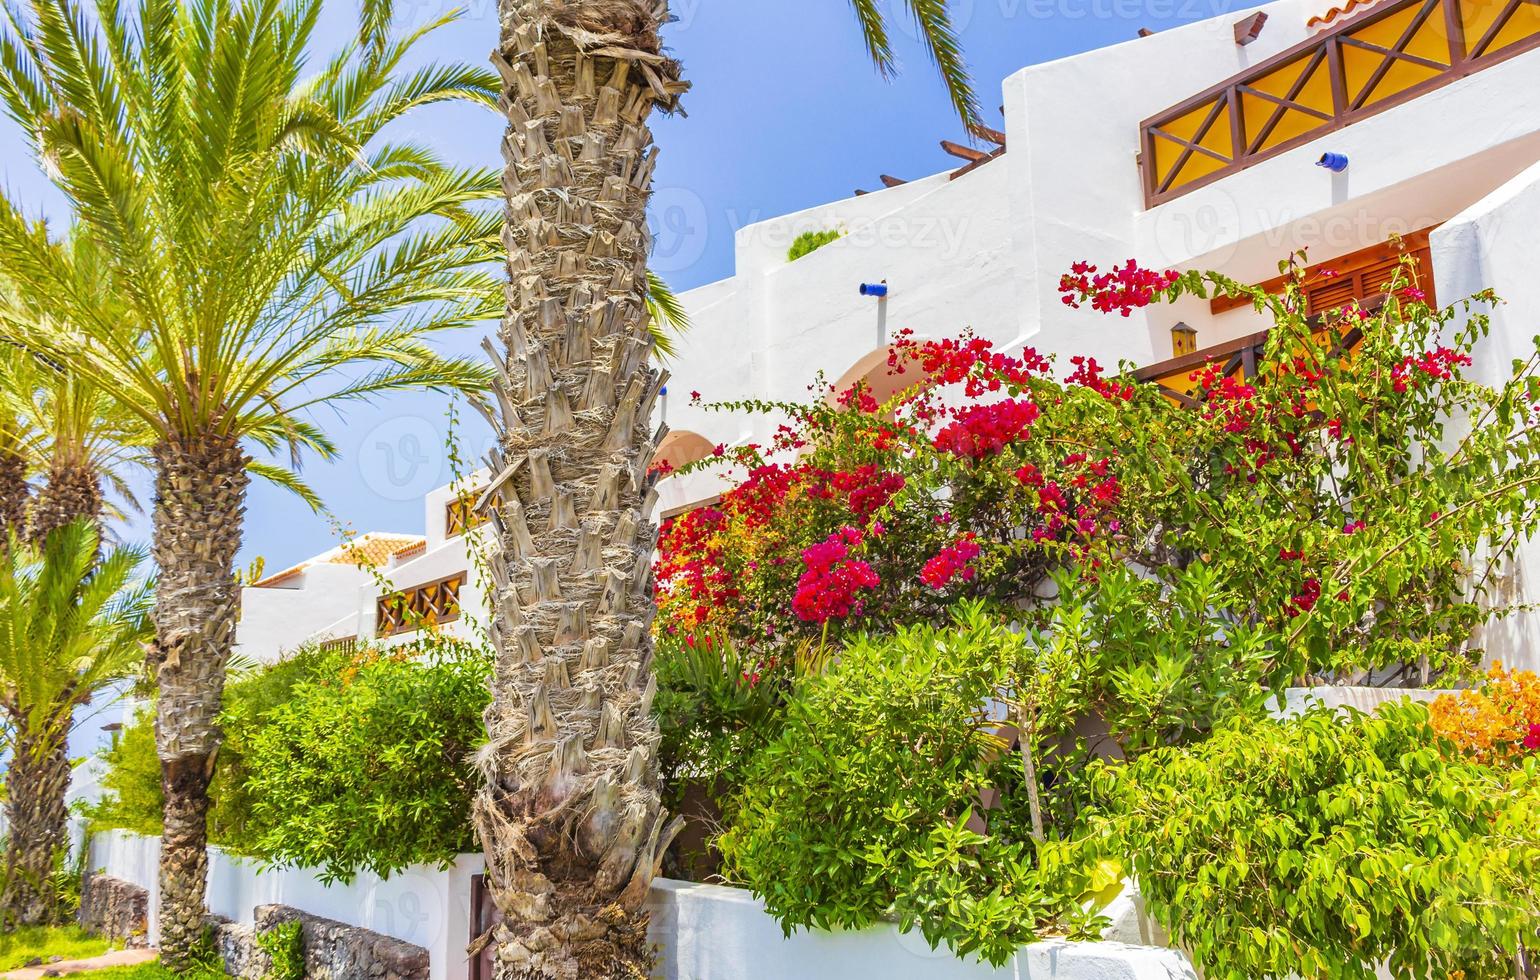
[82,646,346,843]
[1095,702,1540,979]
[239,646,488,881]
[786,228,842,262]
[84,641,489,882]
[255,920,303,980]
[718,606,1109,966]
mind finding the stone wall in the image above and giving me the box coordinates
[78,873,150,948]
[213,904,431,980]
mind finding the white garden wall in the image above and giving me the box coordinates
[84,829,1193,980]
[646,879,1194,980]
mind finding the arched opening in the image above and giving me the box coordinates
[825,345,928,410]
[653,430,715,473]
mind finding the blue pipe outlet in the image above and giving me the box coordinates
[859,282,889,297]
[1316,152,1349,172]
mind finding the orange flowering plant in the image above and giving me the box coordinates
[1430,663,1540,764]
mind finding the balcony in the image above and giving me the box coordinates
[376,572,464,638]
[1139,0,1540,205]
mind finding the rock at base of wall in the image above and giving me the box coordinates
[78,873,150,949]
[210,905,430,980]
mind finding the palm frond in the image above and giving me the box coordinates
[646,270,690,359]
[845,0,979,126]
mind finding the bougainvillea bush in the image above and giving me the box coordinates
[659,250,1540,686]
[654,248,1540,960]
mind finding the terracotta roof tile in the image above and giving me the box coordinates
[251,532,426,588]
[1308,0,1390,29]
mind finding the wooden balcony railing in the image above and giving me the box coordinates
[1135,321,1369,406]
[376,572,464,638]
[1140,0,1540,205]
[445,489,504,538]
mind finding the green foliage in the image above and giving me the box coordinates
[654,632,812,801]
[0,0,497,490]
[237,644,488,882]
[85,641,490,882]
[0,522,151,755]
[82,646,346,842]
[1095,702,1540,979]
[1019,564,1274,829]
[0,924,111,970]
[255,920,304,980]
[718,606,1109,966]
[786,229,843,262]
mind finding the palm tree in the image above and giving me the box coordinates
[0,0,502,964]
[0,520,152,928]
[0,365,34,536]
[0,230,151,543]
[472,2,977,974]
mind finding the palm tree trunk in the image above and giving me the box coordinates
[147,436,247,970]
[1,713,72,928]
[474,3,686,976]
[0,436,29,539]
[28,461,102,545]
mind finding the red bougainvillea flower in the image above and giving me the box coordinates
[1398,286,1427,303]
[792,527,881,623]
[1067,356,1134,401]
[1525,724,1540,751]
[1390,347,1471,392]
[1342,520,1366,535]
[1288,578,1322,616]
[920,534,981,589]
[933,398,1040,459]
[1058,259,1179,317]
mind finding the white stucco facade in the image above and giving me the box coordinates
[659,0,1540,463]
[221,0,1540,668]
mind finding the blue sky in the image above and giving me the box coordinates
[0,0,1257,572]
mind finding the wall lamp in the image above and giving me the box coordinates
[1316,152,1349,172]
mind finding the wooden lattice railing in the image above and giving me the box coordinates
[445,488,505,538]
[376,572,464,638]
[1140,0,1540,204]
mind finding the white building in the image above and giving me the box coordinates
[234,0,1540,668]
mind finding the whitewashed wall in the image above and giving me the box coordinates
[86,830,1192,980]
[1432,159,1540,673]
[89,830,484,980]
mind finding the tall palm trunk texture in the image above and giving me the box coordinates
[473,1,687,976]
[29,462,103,546]
[147,436,248,969]
[0,439,27,536]
[1,719,72,927]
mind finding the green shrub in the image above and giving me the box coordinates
[717,606,1110,966]
[82,705,165,838]
[82,646,344,844]
[786,228,842,262]
[84,641,489,882]
[255,920,303,980]
[1095,702,1540,979]
[238,646,488,881]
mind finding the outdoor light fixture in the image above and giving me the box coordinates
[859,282,889,297]
[1317,152,1349,172]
